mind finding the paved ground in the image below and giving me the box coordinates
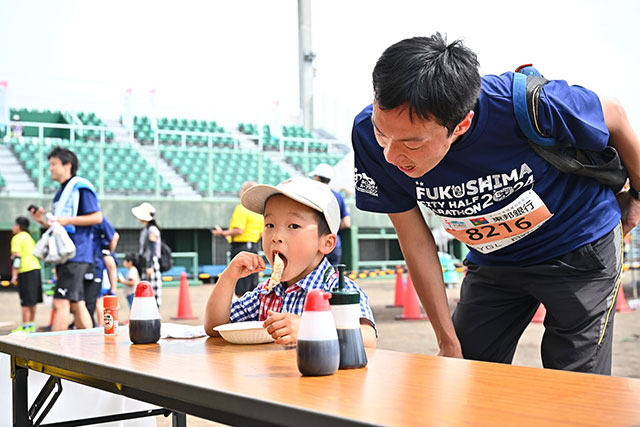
[1,274,639,426]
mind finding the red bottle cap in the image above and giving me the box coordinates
[103,295,118,308]
[303,289,332,311]
[134,281,155,298]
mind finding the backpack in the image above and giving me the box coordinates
[159,241,173,272]
[142,231,173,273]
[512,64,628,193]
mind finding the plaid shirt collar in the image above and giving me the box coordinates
[258,257,335,296]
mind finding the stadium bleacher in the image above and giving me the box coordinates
[3,107,347,197]
[7,137,171,195]
[160,147,290,195]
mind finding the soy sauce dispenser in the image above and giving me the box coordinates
[129,281,161,344]
[330,264,367,369]
[296,289,340,376]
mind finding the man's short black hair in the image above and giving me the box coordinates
[15,216,30,231]
[372,33,481,136]
[315,176,331,185]
[47,147,79,176]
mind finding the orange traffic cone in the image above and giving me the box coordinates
[616,283,632,313]
[171,272,198,320]
[386,266,405,308]
[531,304,546,323]
[395,272,428,320]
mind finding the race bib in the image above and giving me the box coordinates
[438,190,553,254]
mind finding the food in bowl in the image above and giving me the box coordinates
[213,321,274,344]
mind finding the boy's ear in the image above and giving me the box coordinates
[319,233,337,255]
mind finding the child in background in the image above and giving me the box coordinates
[204,177,377,347]
[119,253,141,308]
[10,216,42,333]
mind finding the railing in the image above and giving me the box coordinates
[114,251,199,278]
[2,120,350,199]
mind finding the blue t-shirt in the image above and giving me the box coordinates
[331,189,350,251]
[53,179,101,264]
[352,72,620,266]
[93,217,117,274]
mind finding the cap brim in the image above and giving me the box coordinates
[131,206,153,221]
[241,184,324,216]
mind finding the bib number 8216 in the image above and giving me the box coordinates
[465,217,532,241]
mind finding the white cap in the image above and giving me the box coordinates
[131,202,156,222]
[241,177,340,234]
[309,163,334,181]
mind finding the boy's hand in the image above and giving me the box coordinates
[263,310,301,345]
[224,251,266,281]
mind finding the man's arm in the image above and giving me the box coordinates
[340,216,351,230]
[602,97,640,235]
[56,211,103,227]
[388,206,462,358]
[109,232,120,253]
[10,251,19,285]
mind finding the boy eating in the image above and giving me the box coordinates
[204,177,376,347]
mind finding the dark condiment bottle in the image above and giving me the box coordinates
[129,281,161,344]
[330,264,367,369]
[296,289,340,376]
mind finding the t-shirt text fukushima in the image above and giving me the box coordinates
[416,163,534,216]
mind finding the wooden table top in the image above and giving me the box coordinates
[1,329,640,426]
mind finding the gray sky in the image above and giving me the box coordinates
[1,0,638,141]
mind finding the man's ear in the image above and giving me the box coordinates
[453,110,474,137]
[320,234,337,254]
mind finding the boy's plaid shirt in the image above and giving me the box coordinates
[229,257,376,329]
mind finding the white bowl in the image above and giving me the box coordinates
[213,321,274,344]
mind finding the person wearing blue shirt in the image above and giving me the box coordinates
[351,33,640,375]
[30,147,103,331]
[309,163,351,265]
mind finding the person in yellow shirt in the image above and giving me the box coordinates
[10,217,43,333]
[212,181,264,296]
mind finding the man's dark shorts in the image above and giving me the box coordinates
[18,269,43,307]
[453,224,622,375]
[55,262,92,302]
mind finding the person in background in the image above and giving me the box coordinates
[92,217,119,326]
[119,253,141,309]
[309,163,351,265]
[30,147,102,331]
[204,177,376,346]
[10,216,42,333]
[211,181,264,297]
[131,202,162,307]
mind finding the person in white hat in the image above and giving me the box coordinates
[204,177,376,347]
[309,163,351,265]
[131,202,163,307]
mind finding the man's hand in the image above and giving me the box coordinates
[616,190,640,236]
[30,206,45,225]
[55,216,72,227]
[263,310,301,345]
[436,342,464,359]
[224,251,265,282]
[11,273,18,286]
[211,225,223,236]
